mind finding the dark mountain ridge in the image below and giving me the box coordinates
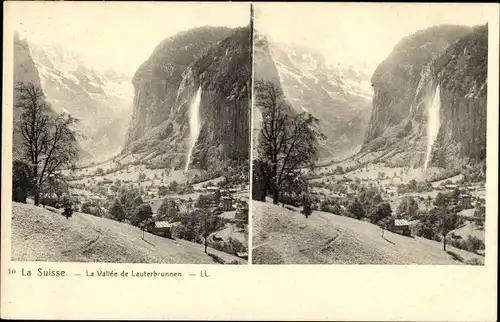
[359,24,487,169]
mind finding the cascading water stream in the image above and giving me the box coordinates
[424,84,441,169]
[184,86,202,172]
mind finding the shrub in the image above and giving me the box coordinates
[40,196,62,208]
[81,201,105,217]
[12,160,33,203]
[195,194,212,209]
[168,181,178,192]
[158,185,169,197]
[210,237,247,256]
[63,205,73,219]
[465,258,483,265]
[108,199,126,222]
[302,195,313,218]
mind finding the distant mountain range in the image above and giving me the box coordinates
[28,41,133,162]
[12,32,91,161]
[253,33,374,160]
[13,23,486,172]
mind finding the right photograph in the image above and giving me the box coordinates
[251,3,488,265]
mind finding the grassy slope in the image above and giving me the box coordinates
[11,202,246,264]
[252,201,484,265]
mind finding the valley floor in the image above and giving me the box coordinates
[252,201,484,265]
[11,202,246,264]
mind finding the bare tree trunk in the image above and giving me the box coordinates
[271,163,279,204]
[273,189,279,205]
[33,165,40,206]
[443,236,447,251]
[34,187,40,206]
[204,215,208,254]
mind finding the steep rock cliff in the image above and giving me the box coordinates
[190,27,251,170]
[360,24,486,169]
[124,26,250,171]
[13,32,44,159]
[431,24,488,167]
[252,32,283,159]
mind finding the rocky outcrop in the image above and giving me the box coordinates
[124,26,250,171]
[360,24,487,168]
[13,32,43,88]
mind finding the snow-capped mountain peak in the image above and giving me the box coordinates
[28,40,134,161]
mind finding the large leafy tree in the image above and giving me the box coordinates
[157,198,181,222]
[436,207,460,252]
[254,80,323,204]
[370,201,392,224]
[118,185,144,219]
[131,203,153,227]
[396,196,419,219]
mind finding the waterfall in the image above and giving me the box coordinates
[424,84,441,169]
[184,86,202,172]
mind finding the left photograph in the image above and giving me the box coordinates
[9,2,251,264]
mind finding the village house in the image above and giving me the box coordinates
[222,196,233,211]
[458,194,473,209]
[444,184,458,190]
[474,204,486,218]
[212,234,224,242]
[146,221,172,238]
[206,186,219,192]
[387,219,411,236]
[90,195,106,203]
[236,251,248,260]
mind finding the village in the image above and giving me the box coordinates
[42,155,250,261]
[306,163,486,256]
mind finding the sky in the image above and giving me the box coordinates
[256,3,491,71]
[7,2,250,76]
